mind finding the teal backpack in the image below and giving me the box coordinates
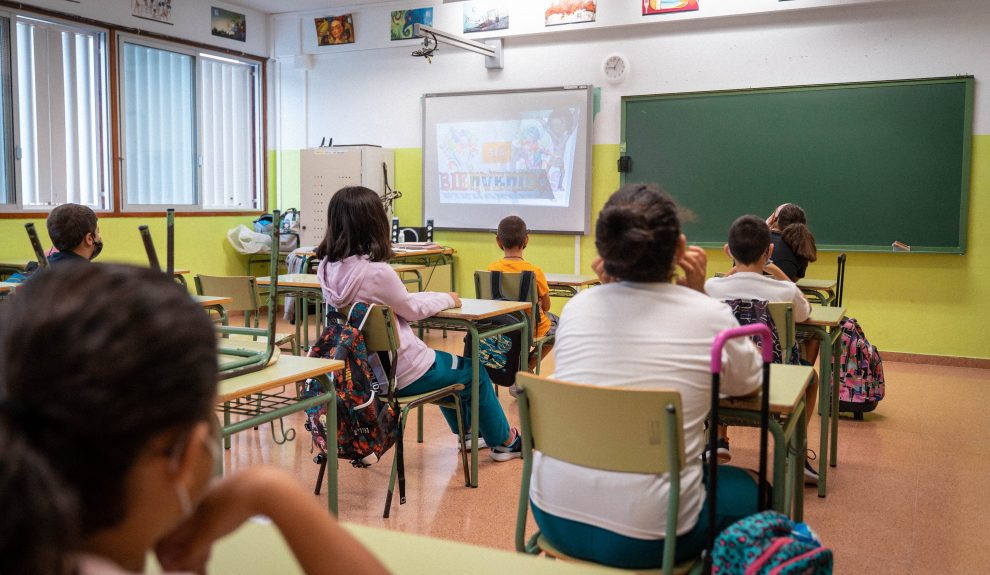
[710,511,832,575]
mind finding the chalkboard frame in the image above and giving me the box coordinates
[620,77,974,254]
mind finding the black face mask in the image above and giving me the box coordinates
[90,240,103,261]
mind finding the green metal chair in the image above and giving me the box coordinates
[767,302,795,364]
[194,274,298,355]
[313,304,471,518]
[474,270,555,375]
[514,372,702,575]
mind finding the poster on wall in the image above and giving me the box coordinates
[546,1,596,26]
[132,0,173,24]
[642,0,699,15]
[391,8,433,41]
[212,7,246,42]
[463,2,509,33]
[315,14,355,46]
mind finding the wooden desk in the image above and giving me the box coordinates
[171,268,190,287]
[300,246,455,290]
[217,353,343,514]
[721,363,814,520]
[545,273,600,298]
[796,277,837,306]
[0,281,17,300]
[797,305,847,499]
[205,519,626,575]
[192,294,232,325]
[414,299,531,487]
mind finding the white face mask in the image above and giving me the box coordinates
[169,422,220,518]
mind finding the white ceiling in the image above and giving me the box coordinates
[223,0,400,16]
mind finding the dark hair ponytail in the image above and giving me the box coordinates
[595,183,682,282]
[0,264,218,573]
[0,414,78,575]
[777,204,817,263]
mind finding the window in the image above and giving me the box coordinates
[16,18,109,210]
[0,15,109,211]
[119,37,262,211]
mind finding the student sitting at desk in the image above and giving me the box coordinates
[46,203,104,267]
[766,203,816,282]
[0,264,387,575]
[705,214,819,484]
[487,215,559,373]
[530,183,763,570]
[315,186,522,461]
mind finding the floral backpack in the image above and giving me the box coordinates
[711,511,833,575]
[301,303,400,467]
[838,317,885,406]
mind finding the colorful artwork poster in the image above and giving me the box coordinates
[436,108,581,206]
[315,14,355,46]
[132,0,173,24]
[546,0,596,27]
[463,2,509,34]
[642,0,699,15]
[212,7,246,42]
[391,7,433,41]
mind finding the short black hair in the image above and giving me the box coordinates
[47,204,98,252]
[595,183,681,282]
[727,215,772,265]
[496,215,528,250]
[315,186,394,263]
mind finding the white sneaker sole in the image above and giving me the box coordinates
[489,449,522,462]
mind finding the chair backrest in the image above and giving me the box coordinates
[474,270,539,339]
[194,275,258,313]
[343,304,400,353]
[515,372,684,474]
[767,302,795,364]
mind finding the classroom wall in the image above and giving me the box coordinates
[271,0,990,360]
[0,1,271,278]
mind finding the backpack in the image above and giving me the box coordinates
[301,303,401,467]
[838,317,885,405]
[724,299,800,365]
[463,270,535,387]
[711,510,833,575]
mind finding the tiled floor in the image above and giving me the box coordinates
[223,321,990,573]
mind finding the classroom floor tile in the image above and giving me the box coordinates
[222,316,990,574]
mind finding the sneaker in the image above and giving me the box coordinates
[461,433,488,450]
[804,460,820,485]
[717,438,732,463]
[508,384,521,399]
[489,428,523,462]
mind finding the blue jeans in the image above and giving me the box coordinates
[531,465,760,569]
[398,351,511,446]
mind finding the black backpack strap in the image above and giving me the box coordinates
[517,271,540,326]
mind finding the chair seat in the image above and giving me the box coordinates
[536,534,701,575]
[387,384,466,409]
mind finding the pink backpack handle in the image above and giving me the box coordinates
[711,323,774,373]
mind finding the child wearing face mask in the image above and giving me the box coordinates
[46,203,104,265]
[0,264,388,575]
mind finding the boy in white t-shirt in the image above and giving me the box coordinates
[705,214,819,484]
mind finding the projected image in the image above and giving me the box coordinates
[436,108,579,207]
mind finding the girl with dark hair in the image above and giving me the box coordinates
[528,183,764,570]
[0,264,387,575]
[766,203,818,282]
[316,186,522,460]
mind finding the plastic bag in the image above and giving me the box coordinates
[226,224,272,254]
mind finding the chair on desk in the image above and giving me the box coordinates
[514,373,702,575]
[194,274,298,354]
[313,304,470,519]
[474,270,554,375]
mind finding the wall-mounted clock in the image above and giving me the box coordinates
[603,54,629,83]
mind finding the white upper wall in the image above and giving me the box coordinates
[14,0,269,56]
[271,0,989,151]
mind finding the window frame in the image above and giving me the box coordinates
[116,32,263,214]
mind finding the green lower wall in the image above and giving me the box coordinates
[394,141,990,361]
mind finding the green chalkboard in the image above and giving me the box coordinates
[620,77,973,253]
